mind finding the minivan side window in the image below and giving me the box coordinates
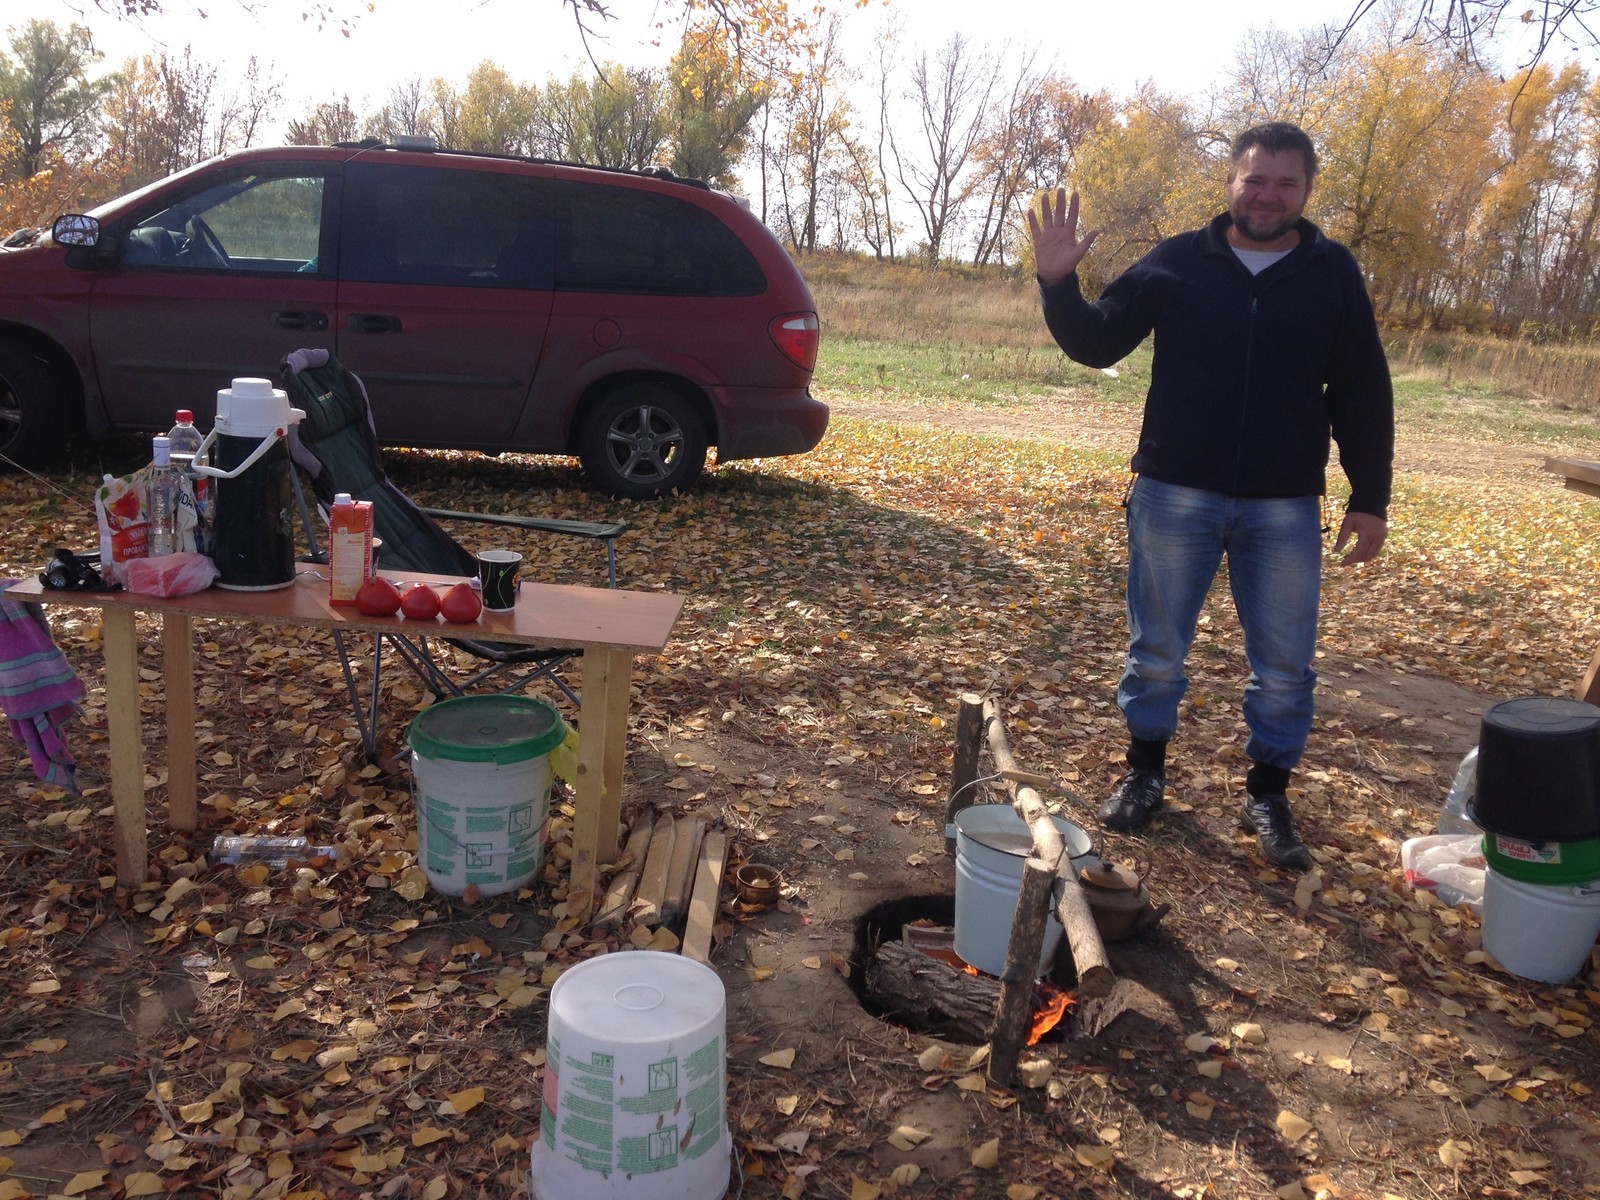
[123,174,327,273]
[555,179,766,297]
[341,163,554,289]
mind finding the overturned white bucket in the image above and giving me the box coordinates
[529,951,731,1200]
[1481,867,1600,983]
[407,695,564,898]
[952,804,1095,977]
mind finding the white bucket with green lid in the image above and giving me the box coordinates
[407,695,564,898]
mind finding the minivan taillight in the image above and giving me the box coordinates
[769,312,819,372]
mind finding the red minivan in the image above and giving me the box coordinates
[0,141,825,499]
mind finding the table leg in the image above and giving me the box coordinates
[163,612,197,831]
[1580,643,1600,706]
[101,607,147,884]
[570,647,633,915]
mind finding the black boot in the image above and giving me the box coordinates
[1238,793,1313,872]
[1098,768,1166,832]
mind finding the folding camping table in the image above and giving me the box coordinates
[5,570,683,912]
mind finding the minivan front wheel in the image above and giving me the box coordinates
[579,384,708,500]
[0,342,69,471]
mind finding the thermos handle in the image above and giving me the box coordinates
[194,421,301,481]
[192,427,219,468]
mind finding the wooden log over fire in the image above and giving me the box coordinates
[945,693,1114,1087]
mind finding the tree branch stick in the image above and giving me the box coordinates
[980,697,1113,998]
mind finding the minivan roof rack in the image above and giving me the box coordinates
[334,139,711,191]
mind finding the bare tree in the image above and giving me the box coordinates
[364,76,432,142]
[869,13,902,260]
[1331,0,1600,73]
[889,33,995,263]
[966,46,1045,267]
[774,11,854,251]
[285,95,360,146]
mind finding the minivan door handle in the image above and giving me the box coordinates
[347,313,403,335]
[272,310,328,331]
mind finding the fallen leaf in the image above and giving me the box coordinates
[1276,1110,1313,1142]
[971,1137,1001,1169]
[886,1125,932,1151]
[442,1086,485,1115]
[1074,1144,1116,1169]
[760,1048,797,1069]
[1439,1139,1472,1167]
[62,1170,108,1196]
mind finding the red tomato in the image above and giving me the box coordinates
[354,576,402,617]
[439,582,483,624]
[400,584,441,620]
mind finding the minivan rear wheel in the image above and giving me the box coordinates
[0,342,69,471]
[579,384,708,500]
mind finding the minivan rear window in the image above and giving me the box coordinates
[555,180,766,297]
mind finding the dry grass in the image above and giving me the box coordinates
[803,251,1600,414]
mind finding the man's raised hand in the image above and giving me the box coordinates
[1027,188,1100,286]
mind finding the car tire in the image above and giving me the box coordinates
[0,342,70,471]
[579,384,708,500]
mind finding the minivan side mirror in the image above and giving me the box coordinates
[51,214,101,246]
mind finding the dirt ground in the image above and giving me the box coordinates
[1,396,1597,1200]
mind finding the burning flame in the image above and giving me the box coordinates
[1028,982,1073,1045]
[908,942,1075,1044]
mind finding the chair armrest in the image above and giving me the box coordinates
[421,508,629,541]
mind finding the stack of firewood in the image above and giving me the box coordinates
[590,812,729,962]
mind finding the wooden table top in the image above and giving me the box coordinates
[6,568,684,656]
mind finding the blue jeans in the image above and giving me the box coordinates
[1119,477,1323,771]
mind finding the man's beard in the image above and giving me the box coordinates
[1232,207,1300,244]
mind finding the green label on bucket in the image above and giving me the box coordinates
[556,1051,617,1172]
[618,1128,679,1174]
[619,1058,679,1114]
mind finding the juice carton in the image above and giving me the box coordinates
[328,493,373,606]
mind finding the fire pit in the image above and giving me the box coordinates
[849,895,1076,1045]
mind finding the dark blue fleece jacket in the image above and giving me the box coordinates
[1040,212,1394,519]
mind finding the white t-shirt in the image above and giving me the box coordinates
[1233,247,1291,275]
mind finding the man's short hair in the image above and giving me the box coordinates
[1231,122,1318,180]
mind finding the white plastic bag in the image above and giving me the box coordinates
[95,467,202,586]
[1401,833,1486,912]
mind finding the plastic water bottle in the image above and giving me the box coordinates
[145,435,182,557]
[166,408,211,550]
[208,835,340,868]
[1438,746,1481,835]
[165,409,203,468]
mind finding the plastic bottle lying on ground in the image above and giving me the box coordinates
[1437,746,1481,835]
[208,835,341,868]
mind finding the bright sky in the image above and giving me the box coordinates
[13,0,1381,132]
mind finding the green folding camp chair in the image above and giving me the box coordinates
[282,348,627,760]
